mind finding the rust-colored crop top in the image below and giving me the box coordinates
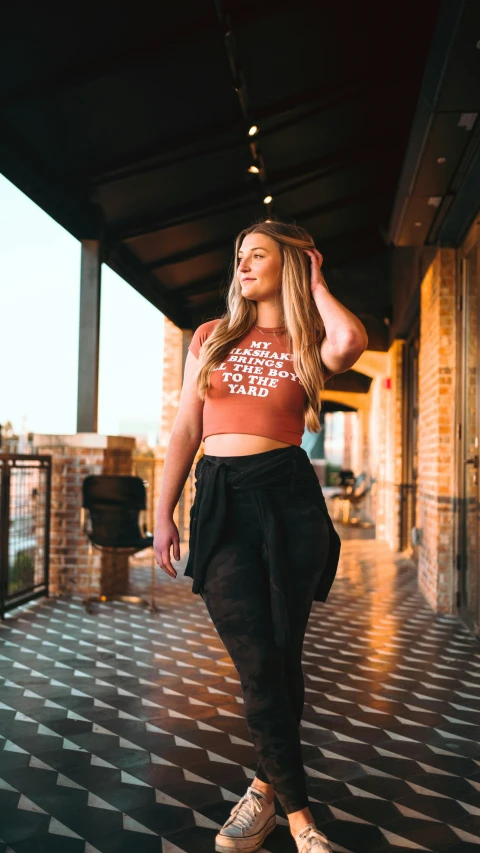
[188,319,307,446]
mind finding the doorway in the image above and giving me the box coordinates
[457,222,480,636]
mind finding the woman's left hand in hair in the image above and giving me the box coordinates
[304,248,328,295]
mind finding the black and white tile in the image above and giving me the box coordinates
[0,534,479,852]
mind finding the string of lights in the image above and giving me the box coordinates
[213,0,274,218]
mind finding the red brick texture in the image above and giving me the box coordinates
[417,249,457,612]
[367,341,404,550]
[34,435,135,598]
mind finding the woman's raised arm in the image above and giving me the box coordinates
[305,247,368,378]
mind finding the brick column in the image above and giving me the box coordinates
[100,440,136,596]
[417,249,457,611]
[34,434,135,598]
[366,340,403,548]
[342,412,354,469]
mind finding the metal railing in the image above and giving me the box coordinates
[132,455,157,535]
[0,454,51,617]
[132,453,197,542]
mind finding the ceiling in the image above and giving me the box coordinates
[1,0,446,350]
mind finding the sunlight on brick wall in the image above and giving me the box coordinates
[417,249,457,612]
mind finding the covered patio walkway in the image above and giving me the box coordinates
[0,535,479,853]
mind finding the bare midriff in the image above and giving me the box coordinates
[203,433,292,456]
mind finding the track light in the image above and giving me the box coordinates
[248,165,260,174]
[263,195,273,204]
[248,125,259,136]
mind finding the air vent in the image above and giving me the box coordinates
[458,113,478,131]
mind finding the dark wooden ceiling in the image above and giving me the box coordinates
[0,0,444,349]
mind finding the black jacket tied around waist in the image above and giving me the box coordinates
[184,445,341,648]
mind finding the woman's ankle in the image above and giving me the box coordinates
[251,777,274,804]
[288,806,315,837]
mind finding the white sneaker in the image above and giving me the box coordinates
[215,785,276,852]
[295,823,333,853]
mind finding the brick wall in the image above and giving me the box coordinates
[334,249,459,614]
[33,317,201,603]
[417,249,457,612]
[365,341,404,548]
[34,434,135,598]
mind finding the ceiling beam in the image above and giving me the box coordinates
[88,77,394,189]
[175,272,229,296]
[89,120,244,187]
[255,75,403,141]
[0,120,100,241]
[287,191,390,230]
[325,370,372,394]
[145,224,382,278]
[112,187,261,243]
[104,244,188,328]
[0,16,214,111]
[270,136,404,199]
[147,237,234,270]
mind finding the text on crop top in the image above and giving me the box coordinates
[188,319,307,446]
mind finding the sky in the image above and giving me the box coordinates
[0,175,164,443]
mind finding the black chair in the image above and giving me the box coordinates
[346,476,376,523]
[331,473,376,525]
[331,471,366,500]
[81,475,157,612]
[335,468,356,490]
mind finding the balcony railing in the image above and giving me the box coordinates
[0,454,51,617]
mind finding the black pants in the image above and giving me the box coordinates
[197,446,330,815]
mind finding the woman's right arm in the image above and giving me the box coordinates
[154,350,204,577]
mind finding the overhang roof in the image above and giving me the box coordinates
[1,0,444,349]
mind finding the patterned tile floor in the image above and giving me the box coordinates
[0,532,480,853]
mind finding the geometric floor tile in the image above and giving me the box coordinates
[0,531,479,852]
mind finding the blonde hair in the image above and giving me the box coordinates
[194,220,327,432]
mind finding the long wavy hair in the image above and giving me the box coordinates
[194,220,327,432]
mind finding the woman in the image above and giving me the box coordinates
[154,221,368,853]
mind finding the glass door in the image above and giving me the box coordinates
[458,226,480,635]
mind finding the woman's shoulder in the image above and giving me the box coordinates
[188,318,222,358]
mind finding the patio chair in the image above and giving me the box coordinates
[331,473,374,524]
[335,468,356,490]
[81,475,157,613]
[331,470,366,500]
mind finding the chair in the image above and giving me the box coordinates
[335,468,356,490]
[331,470,365,500]
[81,475,157,612]
[331,473,374,524]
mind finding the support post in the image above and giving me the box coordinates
[77,240,102,433]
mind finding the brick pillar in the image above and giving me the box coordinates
[34,434,135,597]
[368,340,403,548]
[100,439,136,596]
[342,412,354,469]
[417,249,457,612]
